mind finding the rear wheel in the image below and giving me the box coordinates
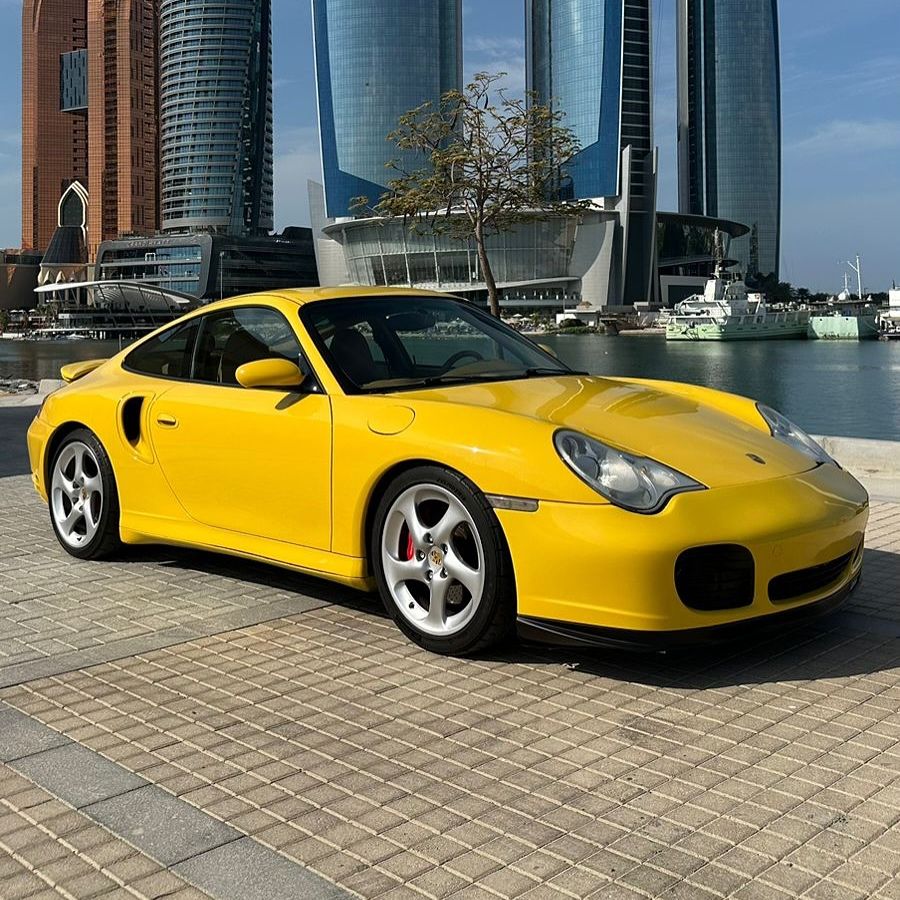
[371,466,515,655]
[49,428,121,560]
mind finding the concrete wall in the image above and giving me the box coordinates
[307,179,350,286]
[814,436,900,500]
[569,211,618,307]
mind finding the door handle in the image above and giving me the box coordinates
[156,413,178,428]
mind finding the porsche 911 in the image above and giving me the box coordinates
[27,288,869,655]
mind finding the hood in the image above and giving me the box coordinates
[402,375,816,489]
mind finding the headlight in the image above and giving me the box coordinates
[554,430,704,513]
[757,404,835,466]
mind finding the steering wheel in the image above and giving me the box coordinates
[442,349,484,371]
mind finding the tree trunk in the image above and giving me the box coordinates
[474,221,501,318]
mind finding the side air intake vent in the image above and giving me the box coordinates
[122,396,144,446]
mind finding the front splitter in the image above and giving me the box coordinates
[516,573,860,652]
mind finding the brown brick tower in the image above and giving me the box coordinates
[22,0,159,259]
[87,0,159,260]
[21,0,89,252]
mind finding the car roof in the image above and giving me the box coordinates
[201,286,457,311]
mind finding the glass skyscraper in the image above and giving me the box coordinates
[527,0,655,303]
[313,0,462,219]
[677,0,781,279]
[526,0,652,204]
[159,0,274,235]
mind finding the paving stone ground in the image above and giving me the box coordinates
[0,761,209,900]
[0,476,342,688]
[1,470,900,900]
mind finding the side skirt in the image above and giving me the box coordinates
[120,514,374,592]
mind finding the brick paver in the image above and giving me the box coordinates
[0,475,337,686]
[1,474,899,898]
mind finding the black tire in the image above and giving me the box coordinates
[48,427,122,560]
[371,465,516,655]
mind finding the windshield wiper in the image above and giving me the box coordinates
[413,372,509,387]
[520,367,590,377]
[379,368,588,391]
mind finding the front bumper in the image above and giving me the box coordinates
[496,463,868,636]
[26,412,52,501]
[518,572,860,650]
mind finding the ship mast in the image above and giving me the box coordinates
[847,255,864,300]
[713,228,725,279]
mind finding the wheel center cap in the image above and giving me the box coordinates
[429,547,444,568]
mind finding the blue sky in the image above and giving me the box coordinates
[0,0,897,291]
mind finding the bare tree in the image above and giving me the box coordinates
[354,72,589,317]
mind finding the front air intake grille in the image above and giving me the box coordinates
[768,552,854,604]
[675,545,755,611]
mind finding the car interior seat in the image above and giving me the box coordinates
[218,328,271,384]
[330,327,378,386]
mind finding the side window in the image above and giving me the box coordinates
[125,319,199,379]
[191,306,302,386]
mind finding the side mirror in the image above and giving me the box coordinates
[538,342,559,359]
[235,358,306,391]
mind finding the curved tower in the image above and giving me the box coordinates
[526,0,656,305]
[677,0,781,279]
[313,0,463,219]
[159,0,273,234]
[527,0,638,201]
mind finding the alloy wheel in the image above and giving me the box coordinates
[381,483,486,637]
[51,441,104,549]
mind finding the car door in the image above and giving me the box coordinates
[148,304,332,551]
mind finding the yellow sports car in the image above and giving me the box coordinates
[27,288,868,655]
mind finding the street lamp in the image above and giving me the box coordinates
[219,250,225,300]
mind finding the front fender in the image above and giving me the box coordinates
[330,395,604,558]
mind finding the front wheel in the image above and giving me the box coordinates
[371,466,515,655]
[49,428,121,560]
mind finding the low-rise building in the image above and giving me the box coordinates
[94,230,318,303]
[311,184,748,316]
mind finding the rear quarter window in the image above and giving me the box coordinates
[124,319,198,379]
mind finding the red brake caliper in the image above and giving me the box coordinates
[405,532,415,561]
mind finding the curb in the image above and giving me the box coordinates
[0,393,43,407]
[814,435,900,482]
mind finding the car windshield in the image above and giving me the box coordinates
[300,295,577,394]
